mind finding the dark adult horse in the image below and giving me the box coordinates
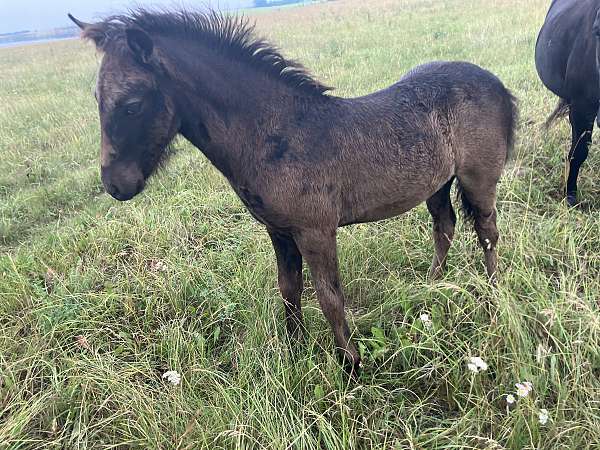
[69,9,517,374]
[535,0,600,206]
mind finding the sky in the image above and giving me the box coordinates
[1,0,253,34]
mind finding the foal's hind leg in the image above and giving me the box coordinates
[426,178,456,280]
[457,179,500,280]
[566,105,594,206]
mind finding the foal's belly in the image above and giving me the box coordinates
[339,192,431,227]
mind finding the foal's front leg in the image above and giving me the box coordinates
[294,228,360,374]
[268,230,304,339]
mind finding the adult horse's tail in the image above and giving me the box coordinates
[544,98,569,129]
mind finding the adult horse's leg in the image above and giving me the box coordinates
[293,228,360,374]
[566,105,594,206]
[426,178,456,280]
[268,230,305,339]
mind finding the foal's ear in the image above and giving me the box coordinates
[126,28,154,64]
[68,14,107,49]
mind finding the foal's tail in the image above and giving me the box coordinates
[504,91,519,161]
[544,98,569,129]
[456,182,477,225]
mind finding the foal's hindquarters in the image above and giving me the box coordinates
[429,102,514,283]
[270,62,517,374]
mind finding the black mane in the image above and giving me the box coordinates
[89,8,331,96]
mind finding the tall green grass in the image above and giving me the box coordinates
[1,0,599,448]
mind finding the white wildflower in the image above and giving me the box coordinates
[467,356,488,373]
[420,313,433,329]
[539,408,549,425]
[506,394,516,404]
[515,381,533,397]
[467,362,479,373]
[471,357,488,371]
[162,370,181,386]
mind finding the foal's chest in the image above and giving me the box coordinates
[235,185,271,226]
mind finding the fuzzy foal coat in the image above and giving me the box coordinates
[70,10,517,373]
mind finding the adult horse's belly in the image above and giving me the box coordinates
[535,19,572,96]
[535,0,599,99]
[535,34,568,97]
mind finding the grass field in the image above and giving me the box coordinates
[1,0,599,448]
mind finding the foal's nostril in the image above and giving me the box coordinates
[102,163,144,201]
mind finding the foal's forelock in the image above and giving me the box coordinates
[96,56,155,109]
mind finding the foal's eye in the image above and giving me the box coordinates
[125,102,142,115]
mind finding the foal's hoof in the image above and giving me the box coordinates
[286,323,307,343]
[428,266,444,282]
[341,355,362,380]
[566,193,578,207]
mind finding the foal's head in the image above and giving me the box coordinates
[71,9,331,200]
[70,14,179,201]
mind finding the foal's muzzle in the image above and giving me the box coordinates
[101,162,145,201]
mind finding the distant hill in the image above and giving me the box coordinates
[0,27,79,46]
[254,0,309,6]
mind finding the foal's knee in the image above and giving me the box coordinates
[278,275,301,303]
[433,215,455,233]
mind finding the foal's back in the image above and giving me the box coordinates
[330,61,516,226]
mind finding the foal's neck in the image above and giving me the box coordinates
[160,37,330,182]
